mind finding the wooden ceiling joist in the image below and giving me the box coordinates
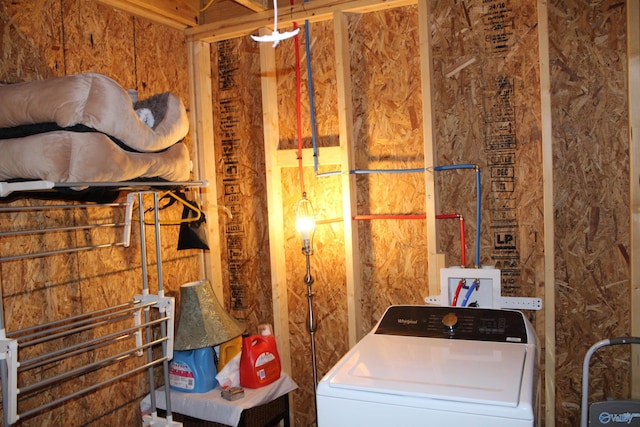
[97,0,200,29]
[187,0,417,42]
[232,0,269,13]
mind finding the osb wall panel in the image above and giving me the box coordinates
[277,21,340,150]
[347,8,428,335]
[548,0,630,425]
[429,0,544,309]
[271,20,348,426]
[0,0,196,425]
[62,0,136,85]
[210,37,274,330]
[282,167,348,427]
[0,0,64,82]
[429,0,546,418]
[267,7,429,425]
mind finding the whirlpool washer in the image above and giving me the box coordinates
[317,305,538,427]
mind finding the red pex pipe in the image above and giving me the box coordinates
[451,278,466,306]
[352,214,426,220]
[435,214,458,220]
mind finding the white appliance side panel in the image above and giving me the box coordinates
[317,395,534,427]
[327,334,527,407]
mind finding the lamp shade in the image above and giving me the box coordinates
[174,280,245,351]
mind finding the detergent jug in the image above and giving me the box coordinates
[169,347,218,393]
[239,329,281,388]
[217,335,242,371]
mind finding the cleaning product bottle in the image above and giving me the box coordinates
[258,324,280,365]
[217,335,242,371]
[169,347,218,393]
[239,326,281,388]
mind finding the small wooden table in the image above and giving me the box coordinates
[141,374,298,427]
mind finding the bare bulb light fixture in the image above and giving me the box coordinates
[296,194,316,255]
[295,193,319,421]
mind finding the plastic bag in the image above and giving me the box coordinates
[216,352,241,390]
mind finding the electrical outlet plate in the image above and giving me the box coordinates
[440,267,501,309]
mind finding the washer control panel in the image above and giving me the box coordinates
[374,305,528,343]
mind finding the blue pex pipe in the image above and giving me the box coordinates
[347,164,482,266]
[305,20,319,174]
[350,168,427,174]
[434,164,481,267]
[461,279,480,307]
[305,20,339,179]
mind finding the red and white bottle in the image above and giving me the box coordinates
[239,324,281,388]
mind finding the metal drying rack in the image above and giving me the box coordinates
[0,180,207,426]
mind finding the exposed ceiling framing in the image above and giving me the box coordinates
[97,0,201,29]
[98,0,415,40]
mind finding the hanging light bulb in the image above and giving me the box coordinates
[296,192,319,416]
[296,194,316,254]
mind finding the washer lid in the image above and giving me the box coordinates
[328,333,527,407]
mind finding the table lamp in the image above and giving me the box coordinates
[170,280,245,393]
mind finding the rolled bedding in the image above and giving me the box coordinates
[0,131,191,184]
[0,73,189,153]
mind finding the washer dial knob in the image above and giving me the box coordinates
[442,312,458,335]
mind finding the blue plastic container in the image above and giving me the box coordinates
[169,347,218,393]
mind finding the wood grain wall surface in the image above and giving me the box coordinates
[243,1,629,425]
[0,1,633,427]
[0,1,198,426]
[548,0,630,424]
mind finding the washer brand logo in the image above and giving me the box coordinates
[598,411,640,424]
[397,318,418,325]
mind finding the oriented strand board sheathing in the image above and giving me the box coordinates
[548,0,630,424]
[429,0,546,415]
[0,0,64,82]
[303,21,340,150]
[282,166,348,427]
[273,7,429,424]
[133,16,191,106]
[60,3,196,422]
[265,19,346,426]
[0,2,196,426]
[0,205,83,329]
[347,7,428,334]
[276,21,340,150]
[429,0,544,299]
[211,37,274,330]
[62,0,136,85]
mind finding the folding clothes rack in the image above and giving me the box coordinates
[0,180,206,426]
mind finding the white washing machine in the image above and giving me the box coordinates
[317,305,538,427]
